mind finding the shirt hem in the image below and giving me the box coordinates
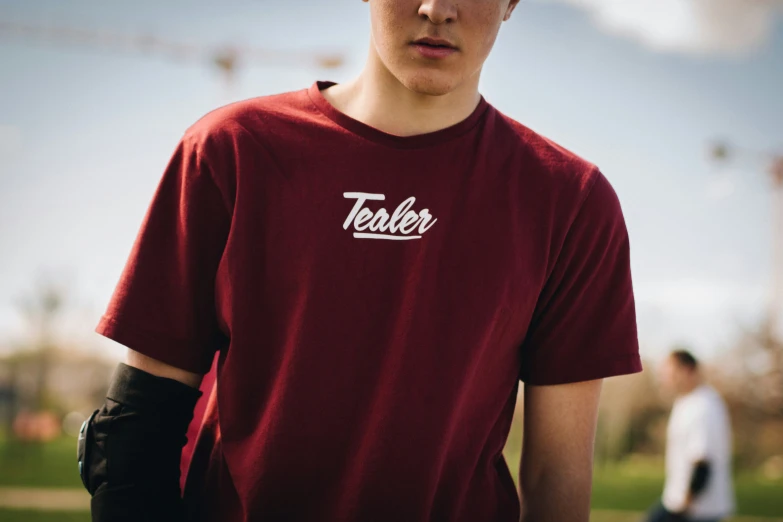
[519,351,643,386]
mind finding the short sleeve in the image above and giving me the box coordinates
[95,133,231,374]
[519,170,643,385]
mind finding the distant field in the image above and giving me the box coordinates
[588,461,783,517]
[502,425,783,519]
[0,435,83,489]
[0,508,780,522]
[0,510,88,522]
[0,434,781,519]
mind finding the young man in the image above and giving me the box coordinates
[78,1,642,521]
[647,350,735,522]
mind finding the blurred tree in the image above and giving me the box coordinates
[595,363,668,464]
[0,20,346,95]
[708,141,783,382]
[15,276,67,412]
[712,321,783,469]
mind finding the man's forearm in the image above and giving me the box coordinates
[518,460,593,522]
[518,379,602,522]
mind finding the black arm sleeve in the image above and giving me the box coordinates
[688,460,711,496]
[77,363,203,522]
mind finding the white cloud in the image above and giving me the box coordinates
[633,277,772,357]
[705,174,737,201]
[635,277,766,315]
[545,0,783,55]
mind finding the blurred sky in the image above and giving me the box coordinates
[0,0,782,362]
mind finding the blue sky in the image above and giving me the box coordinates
[1,0,781,362]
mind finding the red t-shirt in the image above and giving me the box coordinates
[96,80,642,522]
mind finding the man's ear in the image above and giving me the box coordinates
[504,0,521,21]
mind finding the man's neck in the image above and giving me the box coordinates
[679,378,704,398]
[321,47,482,138]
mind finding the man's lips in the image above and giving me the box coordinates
[412,37,458,49]
[410,38,458,59]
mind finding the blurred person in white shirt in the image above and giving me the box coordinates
[646,350,735,522]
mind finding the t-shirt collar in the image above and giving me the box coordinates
[307,80,490,149]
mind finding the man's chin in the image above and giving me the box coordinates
[400,73,460,97]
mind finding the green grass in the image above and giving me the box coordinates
[0,435,83,489]
[732,475,783,518]
[502,441,783,518]
[0,435,781,519]
[591,465,664,511]
[0,510,779,522]
[0,510,89,521]
[590,460,783,517]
